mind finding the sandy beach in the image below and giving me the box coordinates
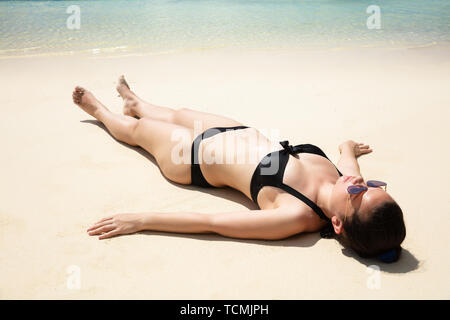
[0,45,449,299]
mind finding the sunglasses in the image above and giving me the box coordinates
[347,180,387,194]
[343,180,387,223]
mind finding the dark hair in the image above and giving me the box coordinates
[321,201,406,263]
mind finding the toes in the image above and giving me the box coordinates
[74,87,85,94]
[73,90,81,97]
[75,87,85,97]
[116,77,134,101]
[117,75,130,91]
[119,75,129,88]
[72,87,85,104]
[73,96,81,104]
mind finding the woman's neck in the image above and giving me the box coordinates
[316,180,336,220]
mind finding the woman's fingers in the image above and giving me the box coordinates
[88,216,114,230]
[95,216,114,224]
[357,143,370,148]
[98,230,119,240]
[87,220,113,232]
[88,224,115,236]
[353,143,373,158]
[87,222,121,239]
[360,148,373,154]
[356,143,372,153]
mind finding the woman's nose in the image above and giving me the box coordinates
[354,176,364,184]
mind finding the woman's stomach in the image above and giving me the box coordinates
[198,127,279,196]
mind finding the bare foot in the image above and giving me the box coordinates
[116,75,140,117]
[116,75,130,92]
[72,86,106,118]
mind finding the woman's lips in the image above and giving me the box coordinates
[344,176,353,182]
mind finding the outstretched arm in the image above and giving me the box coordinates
[336,140,372,177]
[210,208,304,240]
[87,207,305,240]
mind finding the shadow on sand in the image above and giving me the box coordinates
[81,119,420,273]
[340,247,420,274]
[81,119,257,210]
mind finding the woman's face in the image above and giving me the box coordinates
[330,175,393,223]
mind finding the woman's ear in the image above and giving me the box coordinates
[331,216,344,234]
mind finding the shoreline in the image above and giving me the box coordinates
[1,41,448,60]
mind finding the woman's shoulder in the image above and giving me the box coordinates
[269,193,329,232]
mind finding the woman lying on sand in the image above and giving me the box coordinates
[73,76,406,263]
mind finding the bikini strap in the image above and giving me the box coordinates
[280,141,343,176]
[250,140,342,222]
[280,183,330,222]
[280,140,327,158]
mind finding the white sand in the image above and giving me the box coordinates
[0,46,449,299]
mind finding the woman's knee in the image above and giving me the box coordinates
[173,108,190,124]
[129,118,147,143]
[174,107,210,127]
[173,107,242,130]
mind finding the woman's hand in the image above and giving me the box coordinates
[339,140,373,158]
[87,213,144,240]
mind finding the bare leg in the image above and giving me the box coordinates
[116,76,243,131]
[73,86,193,184]
[73,86,139,146]
[116,75,174,121]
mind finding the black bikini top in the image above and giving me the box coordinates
[250,141,343,222]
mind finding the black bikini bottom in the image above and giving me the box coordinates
[191,126,248,188]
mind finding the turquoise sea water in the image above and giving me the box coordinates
[0,0,449,56]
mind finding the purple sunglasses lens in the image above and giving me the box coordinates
[347,185,368,194]
[367,180,387,187]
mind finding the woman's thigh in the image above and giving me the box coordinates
[172,108,243,133]
[133,118,193,184]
